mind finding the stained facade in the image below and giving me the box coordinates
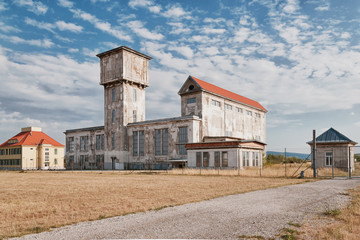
[64,46,267,170]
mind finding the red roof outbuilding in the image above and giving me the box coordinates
[0,129,64,147]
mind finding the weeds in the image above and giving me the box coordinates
[323,208,341,217]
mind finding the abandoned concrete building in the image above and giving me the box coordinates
[307,128,357,171]
[64,46,267,170]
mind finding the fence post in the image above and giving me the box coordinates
[313,130,317,178]
[285,148,287,177]
[332,148,334,178]
[349,146,352,179]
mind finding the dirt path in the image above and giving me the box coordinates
[12,178,360,240]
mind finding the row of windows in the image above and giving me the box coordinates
[67,155,104,163]
[0,148,22,156]
[112,109,137,123]
[0,159,21,166]
[133,127,188,157]
[196,151,229,168]
[211,99,261,118]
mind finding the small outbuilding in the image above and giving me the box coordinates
[307,128,357,171]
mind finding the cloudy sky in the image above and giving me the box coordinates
[0,0,359,153]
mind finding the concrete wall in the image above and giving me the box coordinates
[127,118,201,163]
[65,128,106,169]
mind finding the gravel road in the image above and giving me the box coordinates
[13,178,360,240]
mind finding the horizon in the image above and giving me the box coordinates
[1,0,359,153]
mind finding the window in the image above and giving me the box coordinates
[256,152,259,166]
[203,152,209,167]
[112,109,116,123]
[80,136,89,151]
[225,104,232,110]
[96,134,105,151]
[133,131,145,156]
[252,152,255,166]
[45,151,49,162]
[222,152,228,167]
[68,155,74,166]
[325,152,333,166]
[112,133,116,150]
[155,129,168,155]
[54,149,58,155]
[243,152,246,167]
[179,127,188,155]
[67,137,74,152]
[54,159,58,165]
[133,110,137,122]
[255,113,261,118]
[236,107,241,113]
[196,152,202,167]
[246,110,252,116]
[225,131,232,137]
[133,88,137,102]
[187,98,196,104]
[112,88,116,102]
[215,152,220,168]
[246,152,249,166]
[212,99,221,107]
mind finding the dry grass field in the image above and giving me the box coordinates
[0,170,311,239]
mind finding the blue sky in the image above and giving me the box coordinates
[0,0,359,153]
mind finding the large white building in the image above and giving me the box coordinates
[64,46,267,170]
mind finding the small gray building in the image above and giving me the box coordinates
[307,128,357,171]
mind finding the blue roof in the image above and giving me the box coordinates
[308,128,356,144]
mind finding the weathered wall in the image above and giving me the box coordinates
[127,118,201,162]
[312,144,355,170]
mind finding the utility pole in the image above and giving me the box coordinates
[313,130,317,178]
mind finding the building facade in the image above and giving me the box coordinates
[64,46,267,170]
[0,127,65,170]
[307,128,357,171]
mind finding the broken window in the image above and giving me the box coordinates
[179,127,188,155]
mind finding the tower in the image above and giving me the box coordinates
[97,46,151,168]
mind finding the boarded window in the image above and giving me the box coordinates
[203,152,209,167]
[214,151,220,168]
[196,152,202,167]
[179,127,188,155]
[222,152,228,167]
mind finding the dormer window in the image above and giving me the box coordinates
[7,139,18,144]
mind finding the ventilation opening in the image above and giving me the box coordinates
[189,85,194,90]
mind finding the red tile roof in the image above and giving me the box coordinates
[0,130,64,147]
[190,76,267,112]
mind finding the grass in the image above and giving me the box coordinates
[298,186,360,240]
[0,170,311,239]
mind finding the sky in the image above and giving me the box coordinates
[0,0,359,153]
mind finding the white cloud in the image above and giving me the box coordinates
[233,28,250,43]
[0,1,8,11]
[168,22,191,35]
[14,0,48,15]
[162,5,188,19]
[168,46,194,59]
[129,0,153,8]
[0,21,21,33]
[282,0,300,14]
[25,17,55,33]
[57,0,74,8]
[202,27,226,34]
[0,34,54,48]
[128,20,164,40]
[315,3,330,11]
[56,21,83,33]
[68,48,79,53]
[71,9,132,42]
